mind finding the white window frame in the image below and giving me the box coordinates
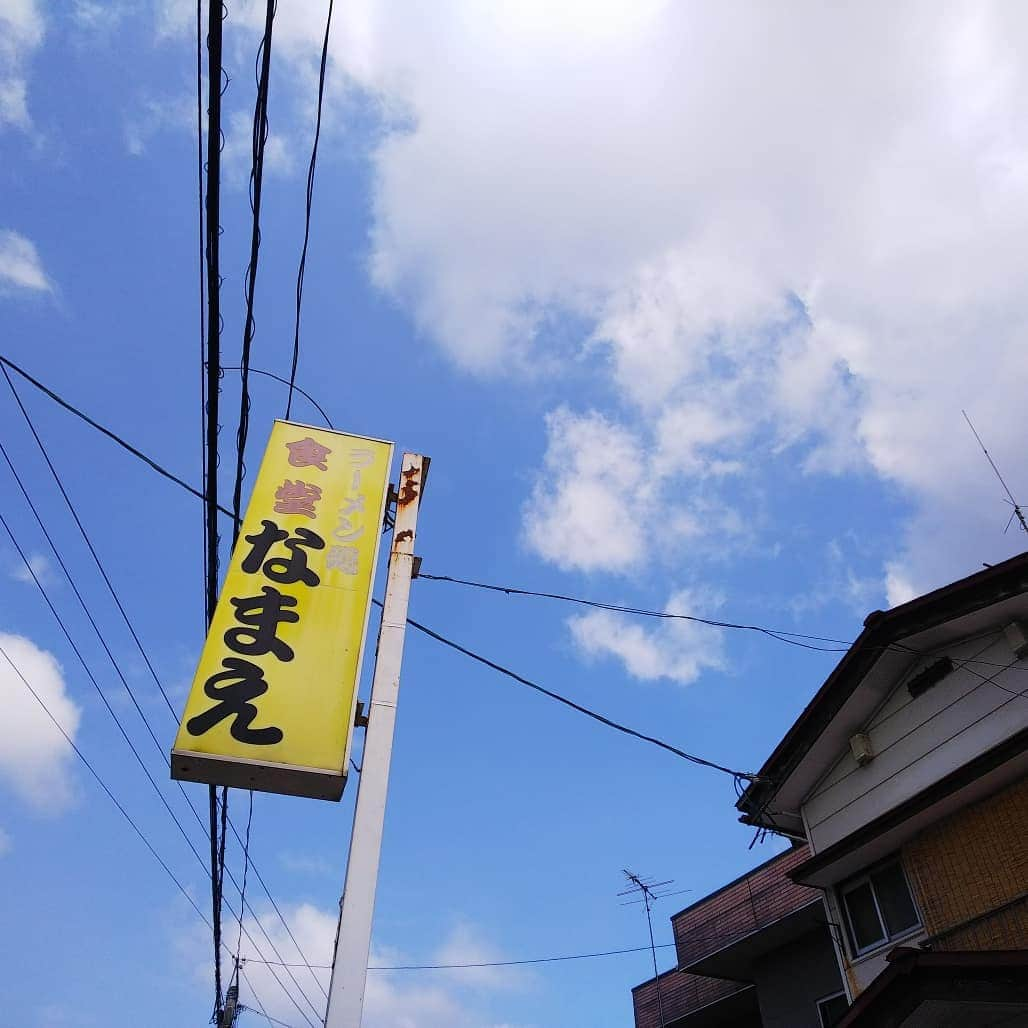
[816,990,849,1028]
[838,857,920,957]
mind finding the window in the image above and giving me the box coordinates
[817,992,849,1028]
[840,858,920,954]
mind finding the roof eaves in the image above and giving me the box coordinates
[736,551,1028,825]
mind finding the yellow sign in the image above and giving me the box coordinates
[172,421,393,800]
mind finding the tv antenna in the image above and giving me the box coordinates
[962,410,1028,536]
[619,870,691,1028]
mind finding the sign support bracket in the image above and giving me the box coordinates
[324,452,427,1027]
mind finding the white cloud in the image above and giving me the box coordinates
[0,633,81,812]
[523,408,653,574]
[431,921,528,993]
[0,0,43,130]
[161,3,1028,599]
[214,902,526,1028]
[568,588,726,685]
[11,551,53,586]
[278,850,333,876]
[124,94,194,156]
[221,109,296,186]
[0,229,51,292]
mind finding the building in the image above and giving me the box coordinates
[634,553,1028,1027]
[632,845,846,1027]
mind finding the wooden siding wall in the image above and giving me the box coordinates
[802,632,1028,853]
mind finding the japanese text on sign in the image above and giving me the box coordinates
[172,421,393,800]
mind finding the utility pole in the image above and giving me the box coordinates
[217,981,239,1027]
[324,453,428,1028]
[620,870,689,1028]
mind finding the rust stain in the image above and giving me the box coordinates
[398,464,421,506]
[395,529,413,544]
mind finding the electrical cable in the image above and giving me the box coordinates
[286,0,335,420]
[5,352,1028,677]
[381,601,766,783]
[229,10,283,1015]
[9,356,1028,682]
[240,966,290,1027]
[0,502,216,872]
[234,791,255,986]
[417,572,851,652]
[0,510,325,1019]
[241,940,681,971]
[0,641,211,928]
[196,0,209,641]
[203,0,227,1013]
[0,462,319,1022]
[233,0,277,543]
[1,367,178,721]
[0,353,234,518]
[0,372,327,1008]
[224,365,333,428]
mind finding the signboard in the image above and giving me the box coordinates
[172,420,393,800]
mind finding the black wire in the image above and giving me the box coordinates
[242,940,683,972]
[8,351,1028,682]
[0,505,224,890]
[204,2,227,1016]
[1,368,179,720]
[239,967,290,1027]
[234,792,255,977]
[0,641,211,926]
[286,0,335,420]
[196,0,209,641]
[0,380,326,1010]
[417,573,851,652]
[223,366,333,428]
[0,431,320,1021]
[382,601,765,783]
[233,0,277,544]
[0,353,235,518]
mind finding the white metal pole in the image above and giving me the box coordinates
[324,452,426,1028]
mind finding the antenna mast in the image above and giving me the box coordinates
[962,410,1028,536]
[620,870,691,1028]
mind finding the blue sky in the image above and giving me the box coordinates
[2,3,1028,1026]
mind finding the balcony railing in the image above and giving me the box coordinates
[672,845,818,969]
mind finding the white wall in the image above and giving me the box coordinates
[801,631,1028,854]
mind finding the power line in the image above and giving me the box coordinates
[240,941,680,972]
[0,510,319,1015]
[234,0,277,544]
[1,367,178,721]
[203,0,228,1015]
[0,439,318,1021]
[196,0,209,641]
[286,0,335,420]
[385,601,766,783]
[0,352,234,518]
[0,641,210,927]
[0,370,326,1008]
[417,572,851,652]
[223,366,333,428]
[0,499,215,874]
[2,635,315,1025]
[6,351,1028,685]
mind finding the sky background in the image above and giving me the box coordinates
[2,2,1028,1026]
